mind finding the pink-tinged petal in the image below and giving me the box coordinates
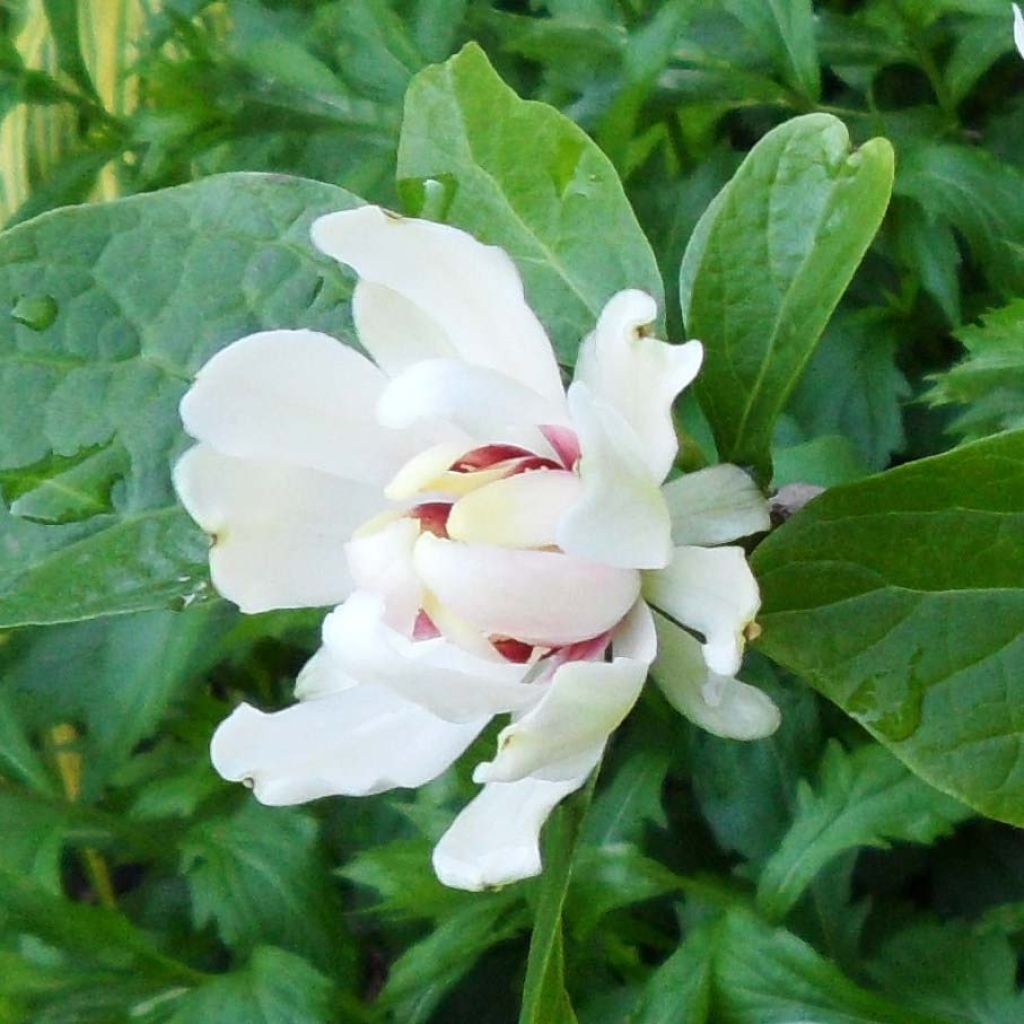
[447,470,583,549]
[643,545,760,677]
[573,290,703,482]
[210,685,486,805]
[557,384,672,570]
[413,533,641,647]
[474,602,655,783]
[432,766,597,891]
[311,206,565,403]
[345,516,422,634]
[377,358,569,437]
[662,464,770,547]
[321,591,539,722]
[651,612,780,740]
[540,424,581,469]
[180,329,417,485]
[352,279,457,376]
[173,445,380,613]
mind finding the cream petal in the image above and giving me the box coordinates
[352,279,457,376]
[179,329,415,485]
[662,464,771,547]
[293,646,359,701]
[311,206,565,403]
[413,533,641,647]
[210,685,486,805]
[474,602,655,784]
[573,290,703,482]
[345,516,422,634]
[643,545,761,677]
[321,591,538,722]
[447,470,583,549]
[173,445,381,613]
[651,612,780,740]
[377,358,569,437]
[556,383,672,570]
[432,767,597,891]
[1015,4,1024,58]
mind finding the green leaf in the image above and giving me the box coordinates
[0,172,360,627]
[679,113,893,480]
[752,429,1024,826]
[866,921,1024,1023]
[397,42,662,362]
[42,0,98,100]
[168,948,334,1024]
[180,802,354,979]
[756,742,970,920]
[926,299,1024,441]
[630,922,713,1024]
[711,909,956,1024]
[772,434,871,488]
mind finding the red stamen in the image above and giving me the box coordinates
[451,444,537,472]
[492,637,535,663]
[413,610,441,640]
[540,425,581,469]
[409,502,452,538]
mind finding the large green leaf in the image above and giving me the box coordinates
[0,173,360,627]
[752,429,1024,826]
[679,113,893,480]
[397,42,662,362]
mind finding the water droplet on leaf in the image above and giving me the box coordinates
[11,294,58,331]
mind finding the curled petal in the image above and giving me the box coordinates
[574,290,703,482]
[180,329,415,485]
[432,766,597,891]
[643,544,760,676]
[413,533,641,647]
[557,383,672,570]
[447,470,582,549]
[345,516,422,634]
[173,445,380,613]
[322,591,538,722]
[210,685,486,805]
[474,602,655,783]
[311,206,565,403]
[662,464,770,547]
[651,612,780,740]
[1016,3,1024,58]
[293,646,358,701]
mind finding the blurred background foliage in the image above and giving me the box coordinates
[0,1,1022,1021]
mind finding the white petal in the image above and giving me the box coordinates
[311,206,565,403]
[447,470,582,549]
[574,290,703,482]
[180,329,415,485]
[651,612,780,740]
[210,685,486,804]
[1015,4,1024,58]
[345,516,422,634]
[293,646,358,701]
[661,464,770,546]
[352,279,457,376]
[474,602,655,783]
[643,545,760,677]
[377,358,568,436]
[556,383,672,570]
[173,445,381,612]
[413,533,641,647]
[321,591,538,722]
[432,768,596,891]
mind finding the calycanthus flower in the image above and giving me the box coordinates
[174,206,780,891]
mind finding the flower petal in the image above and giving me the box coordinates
[556,383,672,570]
[173,445,381,613]
[413,533,641,647]
[377,358,568,437]
[573,290,703,482]
[474,601,655,783]
[650,612,780,740]
[643,545,760,676]
[321,591,538,722]
[180,329,415,485]
[293,646,358,701]
[447,470,582,549]
[311,206,565,403]
[432,767,596,891]
[1015,3,1024,58]
[345,516,422,634]
[210,684,486,805]
[662,464,770,547]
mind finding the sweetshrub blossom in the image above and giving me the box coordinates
[174,206,779,890]
[1015,3,1024,58]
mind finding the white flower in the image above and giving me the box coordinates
[174,207,779,891]
[1015,4,1024,59]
